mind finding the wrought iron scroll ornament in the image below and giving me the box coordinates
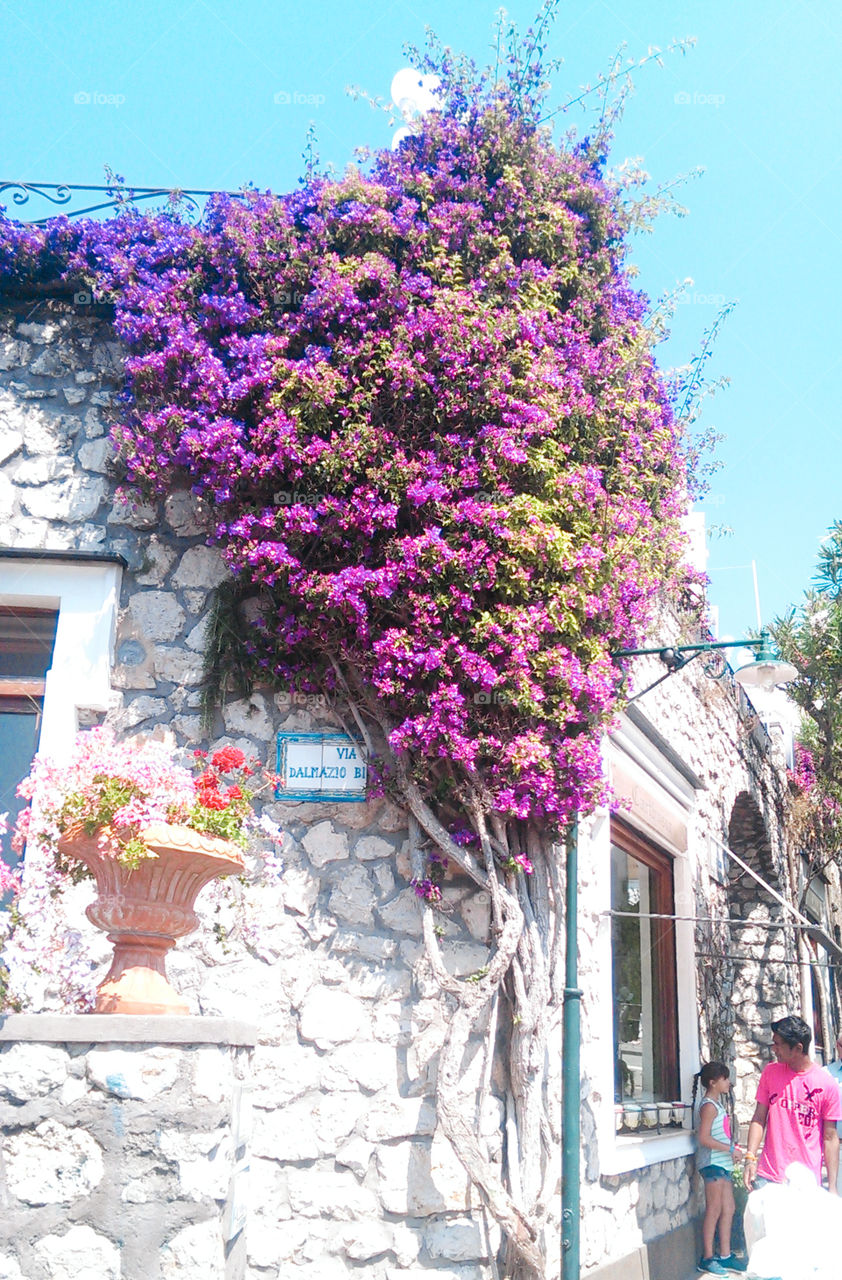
[0,182,246,224]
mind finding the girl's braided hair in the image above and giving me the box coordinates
[691,1060,731,1116]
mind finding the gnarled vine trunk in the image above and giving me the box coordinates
[400,786,563,1278]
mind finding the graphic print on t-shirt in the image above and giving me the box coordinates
[755,1062,842,1184]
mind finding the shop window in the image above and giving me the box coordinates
[611,820,679,1104]
[0,607,58,871]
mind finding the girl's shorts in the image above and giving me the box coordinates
[699,1166,732,1181]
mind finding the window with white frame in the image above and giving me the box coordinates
[611,819,679,1104]
[0,553,123,869]
[0,606,59,869]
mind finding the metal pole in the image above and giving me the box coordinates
[751,560,762,632]
[562,819,582,1280]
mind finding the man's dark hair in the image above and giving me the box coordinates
[771,1014,812,1054]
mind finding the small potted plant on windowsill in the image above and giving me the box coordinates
[3,727,280,1016]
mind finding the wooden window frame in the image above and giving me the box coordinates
[611,817,680,1103]
[0,679,46,699]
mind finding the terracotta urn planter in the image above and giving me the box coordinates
[57,822,245,1015]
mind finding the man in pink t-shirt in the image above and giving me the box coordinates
[743,1014,841,1192]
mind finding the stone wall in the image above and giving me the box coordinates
[638,648,801,1117]
[586,1156,698,1272]
[0,295,819,1280]
[574,637,800,1277]
[0,1016,254,1280]
[0,297,508,1279]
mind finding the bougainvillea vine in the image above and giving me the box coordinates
[0,18,693,1276]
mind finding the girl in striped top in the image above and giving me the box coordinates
[693,1061,747,1275]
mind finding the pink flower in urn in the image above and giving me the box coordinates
[3,727,286,1017]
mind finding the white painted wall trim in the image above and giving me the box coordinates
[0,557,122,760]
[586,735,702,1182]
[600,1131,695,1177]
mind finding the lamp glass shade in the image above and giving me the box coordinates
[733,657,798,691]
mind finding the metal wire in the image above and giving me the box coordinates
[606,909,826,932]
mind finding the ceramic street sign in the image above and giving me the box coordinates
[276,732,367,802]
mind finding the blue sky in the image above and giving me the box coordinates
[2,0,838,641]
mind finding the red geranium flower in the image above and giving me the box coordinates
[211,746,246,772]
[198,790,228,811]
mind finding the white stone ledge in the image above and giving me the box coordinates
[0,1014,257,1046]
[600,1130,695,1176]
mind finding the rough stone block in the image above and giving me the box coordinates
[377,889,423,937]
[354,835,398,861]
[159,1126,232,1201]
[33,1226,119,1280]
[164,490,210,536]
[375,1132,476,1216]
[172,545,229,589]
[328,929,400,963]
[328,864,377,925]
[17,321,59,344]
[359,1095,437,1141]
[302,820,350,867]
[192,1045,233,1105]
[77,437,113,472]
[0,473,15,523]
[334,1220,393,1261]
[0,429,22,464]
[160,1220,225,1278]
[126,591,187,642]
[335,1135,374,1177]
[153,646,205,685]
[252,1092,364,1162]
[461,892,492,941]
[170,714,204,742]
[298,987,365,1047]
[320,1039,397,1094]
[133,536,177,585]
[286,1165,379,1219]
[107,492,158,527]
[4,1119,104,1205]
[119,695,168,728]
[0,1041,68,1101]
[86,1045,182,1100]
[222,693,273,740]
[0,338,31,369]
[424,1216,492,1262]
[186,614,211,651]
[21,475,105,520]
[30,347,66,376]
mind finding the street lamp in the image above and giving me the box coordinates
[612,627,798,703]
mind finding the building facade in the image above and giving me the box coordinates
[1,296,839,1280]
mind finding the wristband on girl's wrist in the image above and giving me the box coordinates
[744,1153,758,1162]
